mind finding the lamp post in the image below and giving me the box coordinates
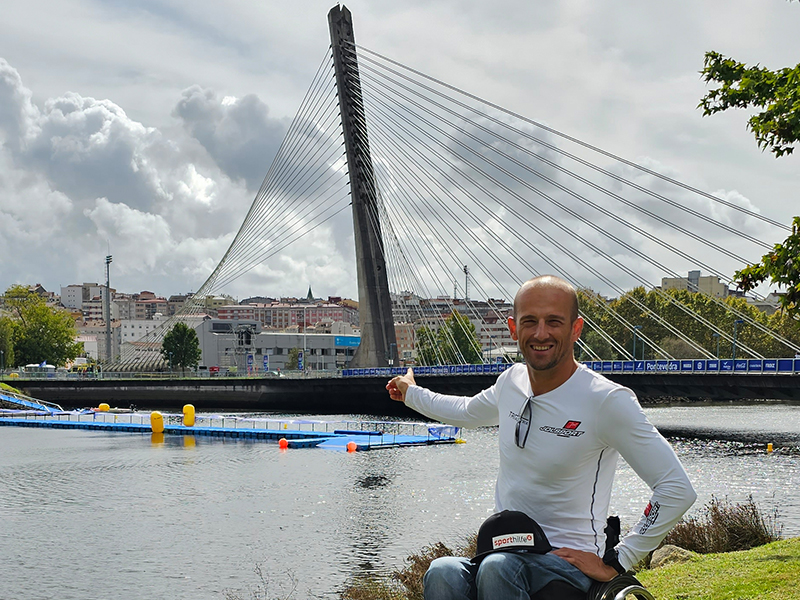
[632,325,642,360]
[712,332,721,358]
[168,351,173,375]
[488,335,496,364]
[732,319,744,360]
[105,254,112,364]
[1,349,4,375]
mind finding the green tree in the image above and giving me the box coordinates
[4,285,82,367]
[415,312,482,365]
[285,347,300,370]
[414,326,440,365]
[0,316,15,369]
[698,7,800,310]
[699,50,800,158]
[735,216,800,316]
[575,286,799,360]
[161,322,202,372]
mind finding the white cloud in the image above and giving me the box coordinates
[0,0,798,302]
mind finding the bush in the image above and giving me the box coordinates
[341,535,477,600]
[663,495,782,554]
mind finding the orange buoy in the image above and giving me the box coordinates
[347,441,357,452]
[279,438,289,449]
[150,411,165,434]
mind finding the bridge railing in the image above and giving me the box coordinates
[341,358,800,377]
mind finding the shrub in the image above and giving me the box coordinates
[663,495,782,554]
[341,535,477,600]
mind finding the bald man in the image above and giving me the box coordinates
[387,275,695,600]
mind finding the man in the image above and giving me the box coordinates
[386,275,696,600]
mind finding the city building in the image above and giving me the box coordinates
[661,270,729,297]
[217,299,359,330]
[747,292,784,315]
[196,319,360,372]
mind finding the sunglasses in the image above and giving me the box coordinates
[515,396,534,448]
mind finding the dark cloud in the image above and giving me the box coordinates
[173,85,289,191]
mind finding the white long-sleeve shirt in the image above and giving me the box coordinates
[405,362,696,571]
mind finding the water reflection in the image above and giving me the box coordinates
[2,404,800,600]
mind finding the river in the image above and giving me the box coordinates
[2,403,799,600]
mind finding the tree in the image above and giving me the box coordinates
[414,326,440,365]
[735,216,800,316]
[698,10,800,312]
[0,316,15,369]
[285,347,301,370]
[4,285,82,367]
[415,311,482,365]
[699,51,800,158]
[161,322,201,372]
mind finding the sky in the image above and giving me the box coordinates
[1,0,798,301]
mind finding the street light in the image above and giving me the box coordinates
[712,332,721,358]
[1,349,4,375]
[732,319,744,360]
[488,335,496,364]
[632,325,643,360]
[169,351,173,374]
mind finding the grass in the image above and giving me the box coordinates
[637,537,800,600]
[229,498,788,599]
[0,382,24,395]
[340,497,784,600]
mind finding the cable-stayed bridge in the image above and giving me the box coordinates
[114,6,800,401]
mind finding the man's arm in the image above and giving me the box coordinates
[598,389,697,571]
[386,367,501,428]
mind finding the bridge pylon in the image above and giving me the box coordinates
[328,5,397,368]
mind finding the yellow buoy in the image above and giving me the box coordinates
[150,411,165,434]
[183,404,196,427]
[455,438,466,444]
[98,403,110,412]
[767,443,774,453]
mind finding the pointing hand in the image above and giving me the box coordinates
[386,367,416,402]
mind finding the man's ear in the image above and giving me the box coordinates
[571,316,584,343]
[508,316,518,341]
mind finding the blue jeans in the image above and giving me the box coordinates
[423,552,592,600]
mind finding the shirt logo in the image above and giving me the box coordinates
[539,420,585,438]
[639,501,661,534]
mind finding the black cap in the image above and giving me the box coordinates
[472,510,552,564]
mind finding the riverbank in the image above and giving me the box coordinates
[637,537,800,599]
[333,537,800,600]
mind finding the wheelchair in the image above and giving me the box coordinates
[532,572,655,600]
[532,517,656,600]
